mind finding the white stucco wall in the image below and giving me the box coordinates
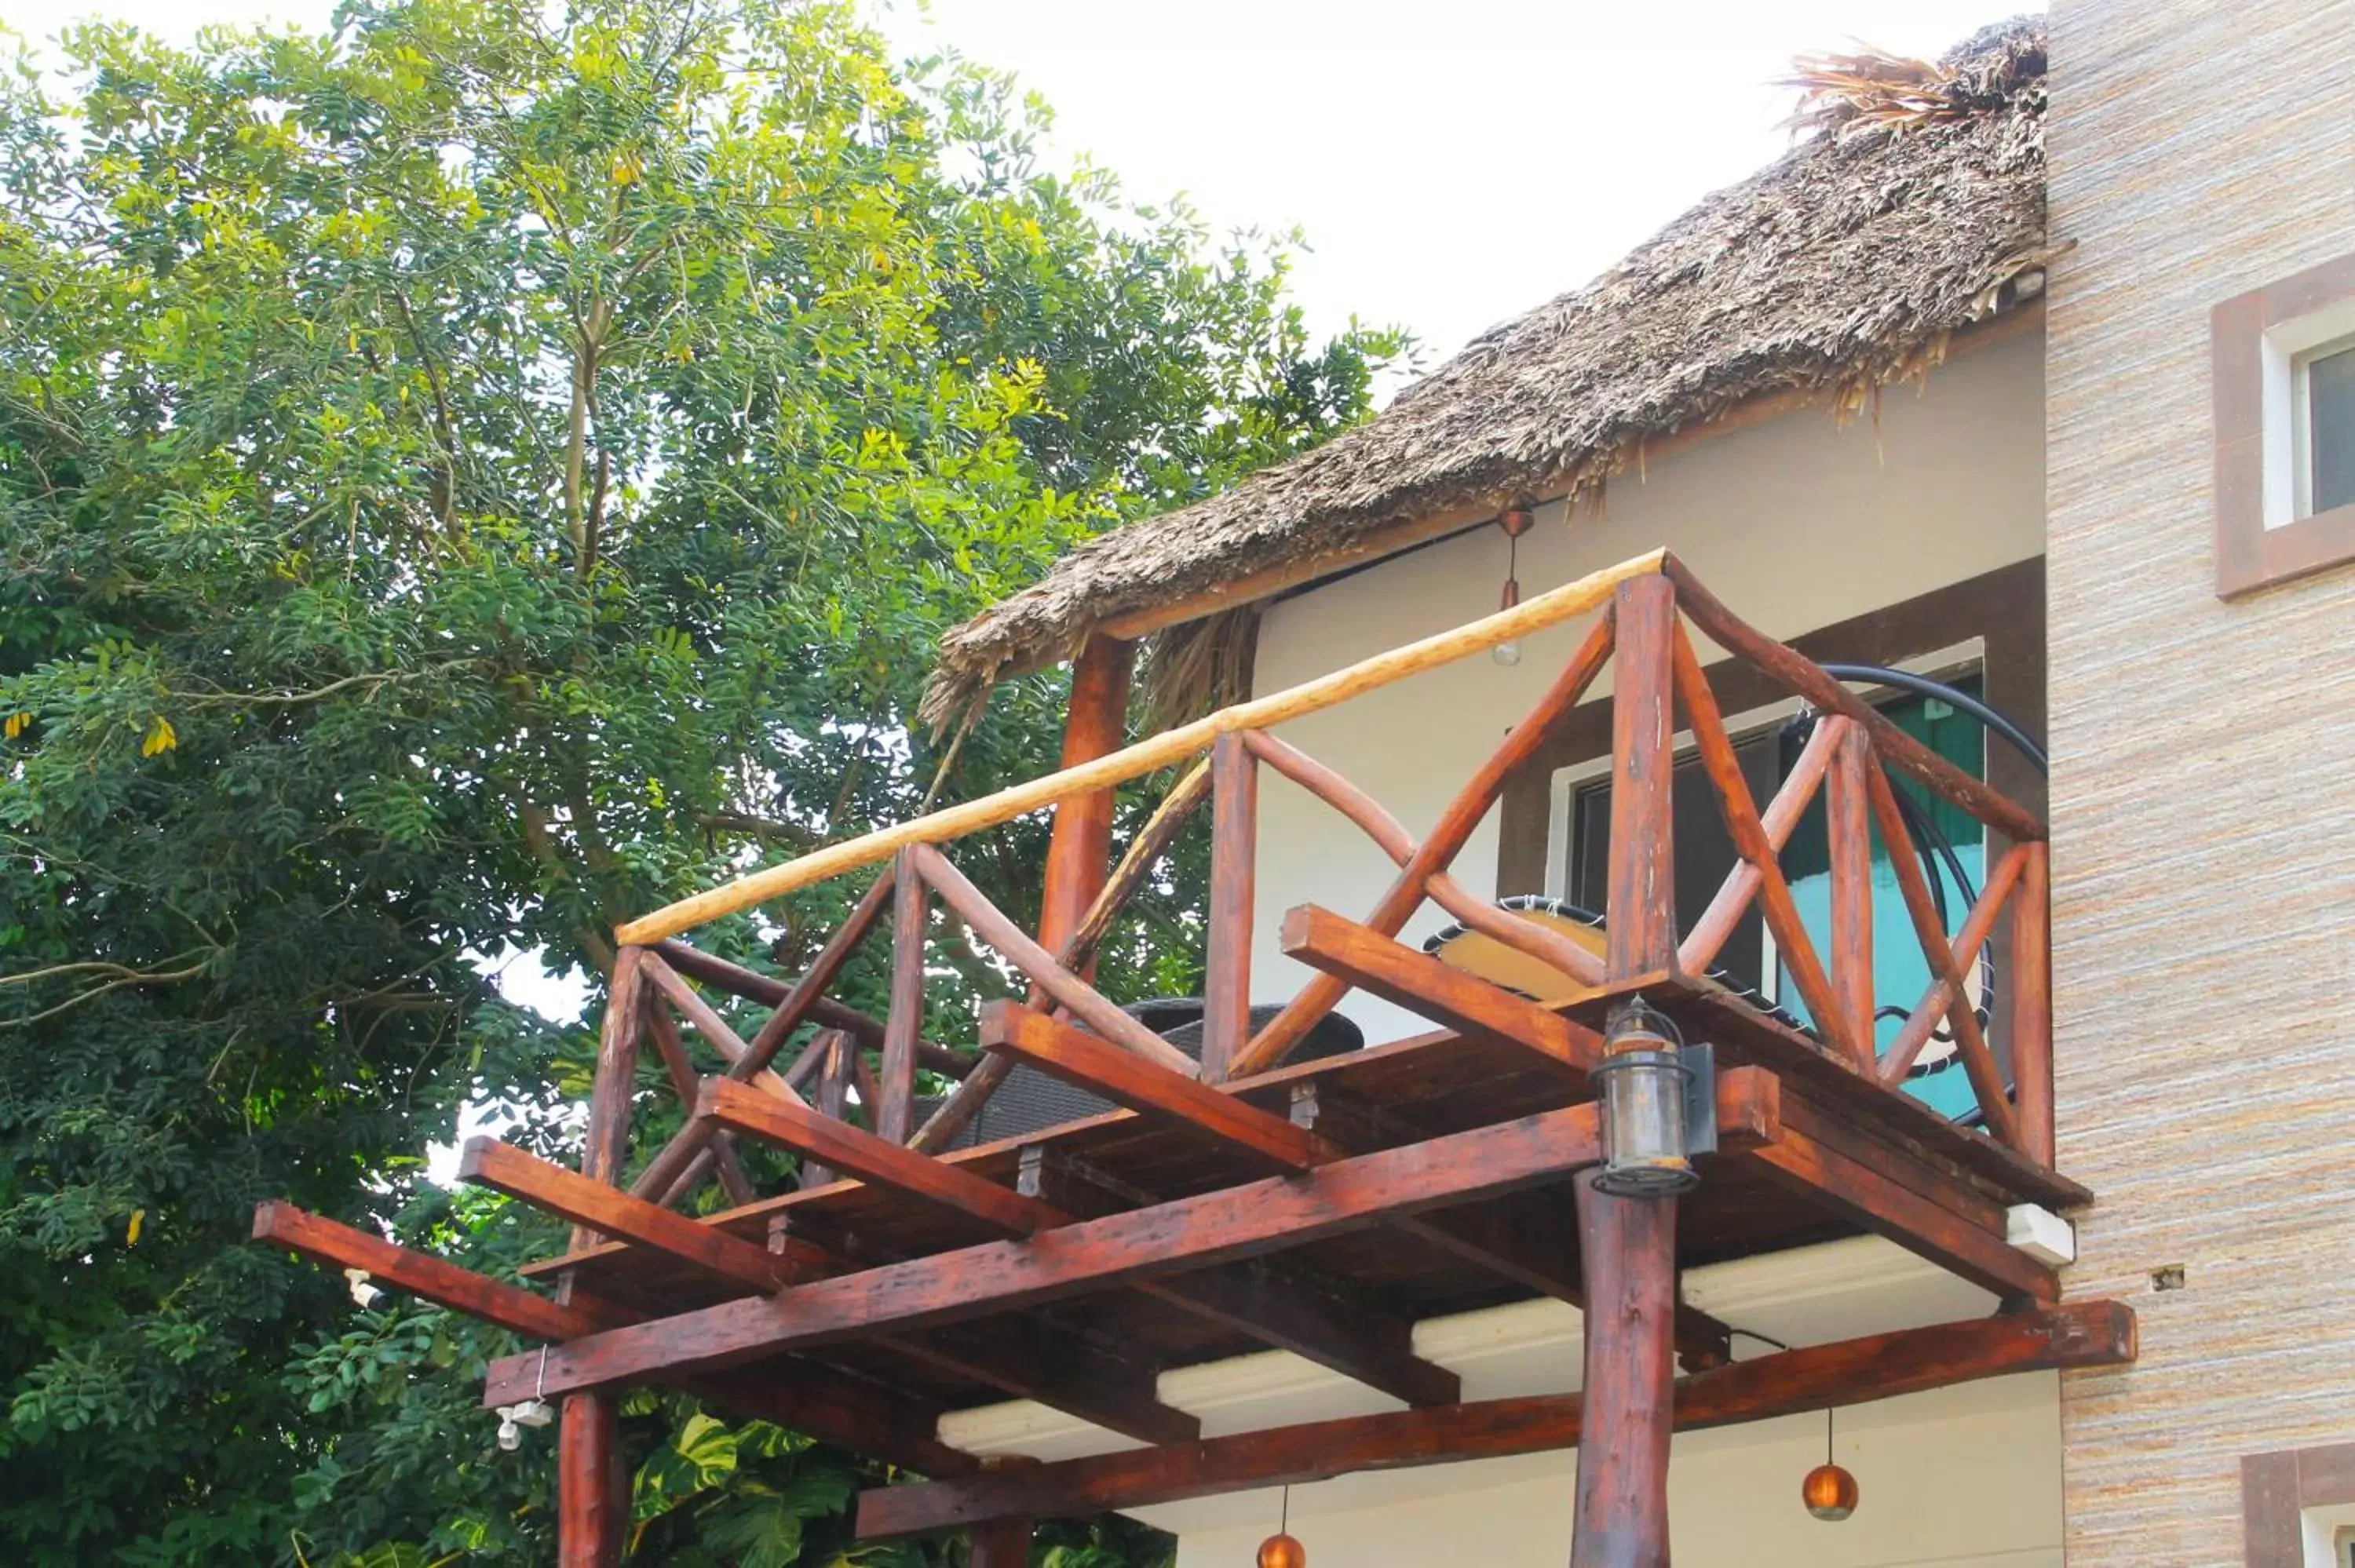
[934,1236,2061,1567]
[1246,326,2048,1044]
[1166,1376,2062,1568]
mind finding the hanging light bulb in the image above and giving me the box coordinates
[1802,1407,1858,1520]
[1256,1484,1305,1568]
[1491,507,1534,667]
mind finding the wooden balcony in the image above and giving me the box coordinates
[253,550,2132,1567]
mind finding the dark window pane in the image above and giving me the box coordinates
[1569,731,1776,994]
[2310,342,2355,514]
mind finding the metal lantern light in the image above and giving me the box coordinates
[1592,998,1700,1196]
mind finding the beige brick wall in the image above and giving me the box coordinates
[2047,2,2355,1562]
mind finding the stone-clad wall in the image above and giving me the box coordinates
[2047,2,2355,1561]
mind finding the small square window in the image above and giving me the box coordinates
[2302,339,2355,518]
[2210,251,2355,597]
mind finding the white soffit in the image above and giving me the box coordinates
[936,1234,1993,1461]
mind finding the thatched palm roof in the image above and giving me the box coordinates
[923,19,2052,727]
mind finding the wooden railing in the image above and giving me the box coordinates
[597,549,2055,1225]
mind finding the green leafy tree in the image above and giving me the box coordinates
[0,0,1402,1562]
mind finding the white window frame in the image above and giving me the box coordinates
[2261,302,2355,528]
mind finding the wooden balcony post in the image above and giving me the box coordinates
[1203,730,1258,1081]
[1606,575,1678,980]
[799,1029,856,1187]
[1827,725,1877,1063]
[575,946,645,1248]
[967,1515,1034,1568]
[876,851,927,1143]
[558,1390,625,1567]
[1036,635,1136,960]
[1575,571,1680,1568]
[2010,841,2054,1167]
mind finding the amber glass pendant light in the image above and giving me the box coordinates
[1802,1406,1859,1521]
[1257,1483,1305,1568]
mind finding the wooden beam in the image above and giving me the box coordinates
[2010,842,2055,1168]
[1862,763,2021,1150]
[1740,1088,2057,1302]
[1277,904,1599,1081]
[637,951,801,1103]
[707,1074,1459,1407]
[254,1200,595,1341]
[1608,574,1678,980]
[877,852,929,1144]
[1678,714,1843,976]
[631,886,895,1202]
[576,949,646,1250]
[652,938,972,1079]
[1662,552,2045,844]
[1880,844,2027,1082]
[642,998,758,1208]
[1826,720,1878,1061]
[979,1002,1329,1173]
[484,1072,1781,1406]
[1234,604,1619,1078]
[1243,727,1604,989]
[1283,1086,1732,1371]
[911,760,1213,1154]
[968,1516,1034,1568]
[1037,633,1134,961]
[915,1319,1200,1447]
[703,1077,1051,1236]
[615,551,1664,946]
[458,1139,789,1295]
[915,844,1200,1078]
[253,1202,975,1474]
[1671,617,1860,1068]
[1203,730,1257,1081]
[854,1298,2137,1537]
[1152,1259,1459,1409]
[710,1358,977,1476]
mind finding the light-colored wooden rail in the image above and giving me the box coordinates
[614,549,1666,946]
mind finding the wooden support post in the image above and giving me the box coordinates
[799,1030,856,1190]
[1037,634,1134,962]
[877,851,928,1143]
[575,949,645,1249]
[559,1391,626,1568]
[1575,571,1680,1568]
[968,1515,1035,1568]
[1571,1173,1677,1568]
[1608,576,1678,980]
[2010,841,2054,1168]
[1827,724,1877,1063]
[1203,729,1257,1081]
